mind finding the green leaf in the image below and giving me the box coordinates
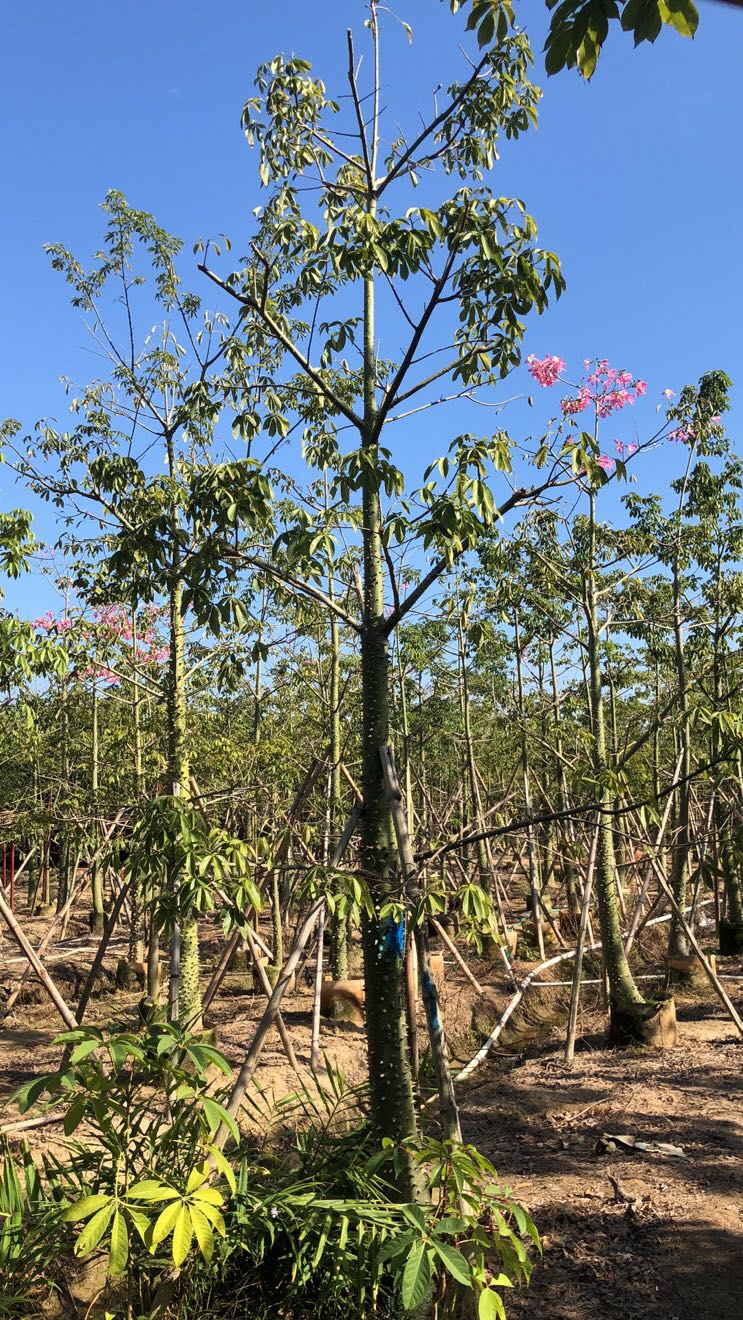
[201,1096,239,1142]
[172,1204,194,1267]
[75,1201,116,1256]
[208,1144,237,1195]
[433,1241,471,1286]
[128,1180,179,1202]
[124,1206,152,1245]
[479,1289,506,1320]
[69,1037,100,1064]
[62,1193,111,1223]
[189,1204,214,1263]
[63,1097,86,1136]
[401,1239,431,1311]
[150,1198,182,1247]
[109,1210,129,1277]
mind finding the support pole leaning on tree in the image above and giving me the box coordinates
[381,744,462,1144]
[0,889,77,1031]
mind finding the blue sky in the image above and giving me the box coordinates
[2,0,741,615]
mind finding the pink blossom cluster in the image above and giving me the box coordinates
[31,601,170,683]
[561,387,590,417]
[78,663,121,687]
[614,441,638,458]
[526,354,565,387]
[528,354,648,421]
[32,611,71,633]
[575,361,647,418]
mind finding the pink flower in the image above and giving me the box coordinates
[561,387,590,416]
[615,440,624,456]
[627,443,638,457]
[526,354,565,387]
[662,388,675,399]
[597,388,634,417]
[597,454,615,473]
[634,379,647,397]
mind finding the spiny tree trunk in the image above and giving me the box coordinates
[585,492,644,1029]
[165,426,202,1031]
[359,252,419,1173]
[514,611,545,960]
[128,607,145,964]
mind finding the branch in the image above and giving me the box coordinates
[226,548,362,634]
[373,221,465,437]
[198,264,364,431]
[382,477,559,636]
[347,29,374,188]
[377,54,489,197]
[415,751,733,866]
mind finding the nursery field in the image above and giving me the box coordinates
[2,0,743,1315]
[2,897,742,1319]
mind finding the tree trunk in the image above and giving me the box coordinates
[584,492,644,1033]
[359,251,418,1177]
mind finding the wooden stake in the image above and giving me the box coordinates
[310,904,325,1071]
[242,924,300,1073]
[652,867,743,1038]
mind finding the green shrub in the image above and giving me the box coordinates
[9,1029,538,1319]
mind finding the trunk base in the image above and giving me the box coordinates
[115,958,146,991]
[719,918,743,956]
[253,962,296,995]
[667,953,714,986]
[321,977,366,1026]
[608,993,677,1049]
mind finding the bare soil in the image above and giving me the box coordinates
[1,912,742,1319]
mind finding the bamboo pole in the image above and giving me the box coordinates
[310,904,325,1072]
[74,877,133,1023]
[428,917,484,996]
[652,867,743,1037]
[2,815,124,1021]
[381,744,462,1143]
[624,752,683,953]
[242,923,300,1073]
[443,898,718,1092]
[0,889,77,1030]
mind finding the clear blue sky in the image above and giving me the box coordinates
[2,0,741,614]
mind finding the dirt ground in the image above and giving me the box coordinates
[1,912,742,1320]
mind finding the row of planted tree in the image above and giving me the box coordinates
[1,3,741,1315]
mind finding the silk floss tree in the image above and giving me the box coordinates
[12,193,273,1032]
[198,0,576,1167]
